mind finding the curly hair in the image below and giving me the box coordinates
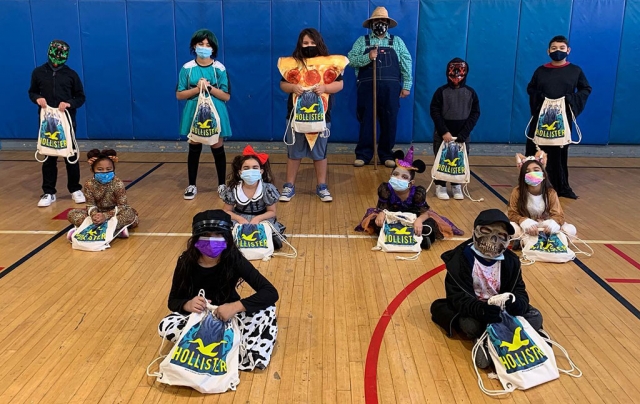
[87,148,117,171]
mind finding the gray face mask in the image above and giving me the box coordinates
[472,223,510,258]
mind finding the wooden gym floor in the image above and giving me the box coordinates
[1,150,640,404]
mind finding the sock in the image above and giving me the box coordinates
[187,143,203,186]
[211,145,227,186]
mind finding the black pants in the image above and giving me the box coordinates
[42,156,81,195]
[525,138,572,194]
[458,306,543,339]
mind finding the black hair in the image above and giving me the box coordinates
[174,231,244,304]
[190,29,218,58]
[292,28,329,65]
[548,35,569,49]
[87,148,117,172]
[227,154,274,190]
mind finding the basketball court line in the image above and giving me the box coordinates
[1,230,639,245]
[0,163,164,281]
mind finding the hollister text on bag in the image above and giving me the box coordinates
[528,97,581,147]
[188,86,221,146]
[36,106,78,163]
[432,139,470,184]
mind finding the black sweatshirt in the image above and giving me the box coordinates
[527,63,591,120]
[28,63,86,125]
[168,255,279,315]
[430,84,480,143]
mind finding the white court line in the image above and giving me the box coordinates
[2,230,640,245]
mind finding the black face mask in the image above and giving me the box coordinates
[371,21,388,36]
[549,50,568,62]
[301,46,319,59]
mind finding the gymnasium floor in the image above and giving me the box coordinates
[1,150,640,403]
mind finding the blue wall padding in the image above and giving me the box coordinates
[128,1,180,139]
[568,0,625,145]
[608,0,640,144]
[0,0,36,138]
[223,1,272,141]
[2,0,639,146]
[466,0,520,143]
[508,0,573,144]
[412,0,470,142]
[79,1,134,139]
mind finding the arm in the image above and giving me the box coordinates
[429,87,449,136]
[222,203,246,224]
[28,69,42,104]
[167,257,192,314]
[566,69,592,117]
[395,37,413,91]
[507,187,529,225]
[210,68,231,102]
[527,69,544,116]
[67,72,86,109]
[455,89,481,143]
[347,36,371,68]
[175,66,201,101]
[547,190,565,225]
[176,87,200,101]
[324,80,343,94]
[237,257,279,313]
[375,183,391,210]
[506,265,530,316]
[445,272,487,319]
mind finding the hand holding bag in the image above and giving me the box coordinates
[35,106,79,163]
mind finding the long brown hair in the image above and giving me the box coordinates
[226,155,274,190]
[515,160,554,218]
[292,28,329,66]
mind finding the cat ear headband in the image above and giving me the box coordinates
[516,151,546,169]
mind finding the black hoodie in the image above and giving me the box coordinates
[28,62,85,125]
[430,239,529,336]
[429,58,480,143]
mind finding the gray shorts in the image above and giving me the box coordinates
[285,122,330,161]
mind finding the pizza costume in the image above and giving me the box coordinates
[277,55,349,154]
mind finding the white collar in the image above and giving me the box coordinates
[234,180,263,206]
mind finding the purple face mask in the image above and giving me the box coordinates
[195,236,227,258]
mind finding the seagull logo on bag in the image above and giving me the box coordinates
[74,222,108,242]
[39,112,67,149]
[536,102,565,139]
[488,316,548,374]
[171,314,235,375]
[235,224,268,249]
[383,222,417,246]
[530,233,567,253]
[437,142,465,175]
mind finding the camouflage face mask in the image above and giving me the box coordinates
[48,40,69,66]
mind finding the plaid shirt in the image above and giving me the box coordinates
[347,32,413,90]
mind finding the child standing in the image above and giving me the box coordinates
[279,28,344,203]
[158,210,279,371]
[177,29,232,200]
[508,152,577,239]
[526,35,591,199]
[222,145,285,249]
[67,149,138,240]
[28,39,86,207]
[430,57,480,200]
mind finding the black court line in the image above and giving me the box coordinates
[471,170,640,321]
[0,163,164,281]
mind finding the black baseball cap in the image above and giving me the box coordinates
[473,209,515,235]
[192,210,233,236]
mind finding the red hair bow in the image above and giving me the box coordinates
[242,145,269,165]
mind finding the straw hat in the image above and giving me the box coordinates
[362,7,398,29]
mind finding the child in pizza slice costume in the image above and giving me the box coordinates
[277,28,348,203]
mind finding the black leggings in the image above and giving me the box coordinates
[187,143,226,186]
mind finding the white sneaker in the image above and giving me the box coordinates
[72,190,86,204]
[452,185,464,200]
[435,185,450,200]
[38,194,56,207]
[217,184,227,199]
[184,185,197,200]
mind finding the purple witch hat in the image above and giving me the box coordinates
[395,146,418,171]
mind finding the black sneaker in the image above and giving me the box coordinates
[273,235,283,250]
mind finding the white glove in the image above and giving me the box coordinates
[520,218,538,235]
[542,219,561,234]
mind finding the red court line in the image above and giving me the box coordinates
[53,208,73,220]
[364,265,446,404]
[605,244,640,271]
[0,268,4,272]
[122,180,132,183]
[607,279,640,284]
